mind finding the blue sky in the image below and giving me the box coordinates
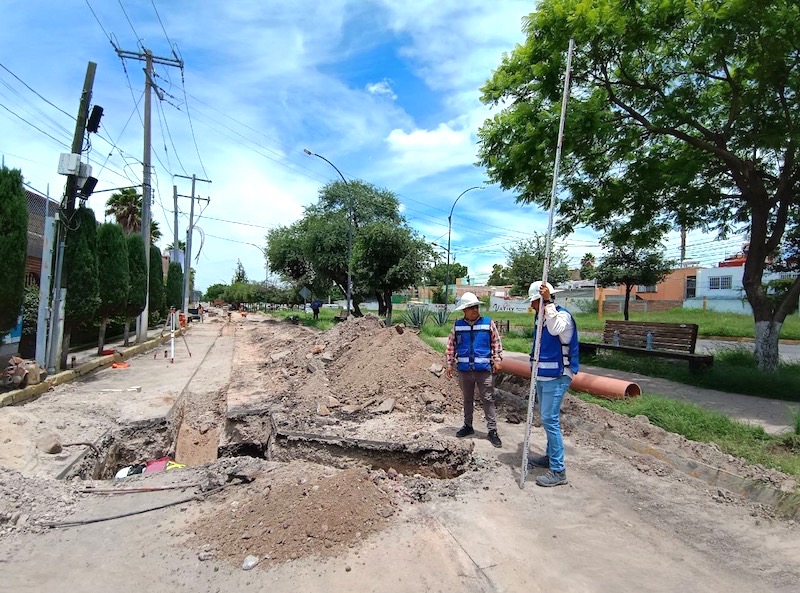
[0,1,744,292]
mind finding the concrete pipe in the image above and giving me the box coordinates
[499,357,641,400]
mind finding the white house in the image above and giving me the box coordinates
[685,262,798,314]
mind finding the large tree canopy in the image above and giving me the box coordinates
[478,0,800,371]
[267,179,429,316]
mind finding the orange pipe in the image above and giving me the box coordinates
[499,357,641,400]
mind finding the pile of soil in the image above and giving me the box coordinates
[0,468,78,536]
[188,460,396,565]
[230,316,464,422]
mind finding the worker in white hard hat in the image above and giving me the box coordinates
[445,292,504,448]
[525,280,580,487]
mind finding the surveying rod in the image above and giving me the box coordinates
[520,38,575,488]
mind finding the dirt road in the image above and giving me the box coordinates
[1,314,798,592]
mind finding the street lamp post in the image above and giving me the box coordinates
[304,148,354,316]
[445,186,483,309]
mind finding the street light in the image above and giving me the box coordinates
[304,148,354,316]
[445,186,483,309]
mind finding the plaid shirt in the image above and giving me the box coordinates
[446,317,503,368]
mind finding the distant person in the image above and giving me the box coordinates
[526,281,579,487]
[445,292,504,448]
[310,299,323,320]
[197,304,204,323]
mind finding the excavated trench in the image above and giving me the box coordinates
[62,402,471,481]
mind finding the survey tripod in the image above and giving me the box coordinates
[156,308,192,363]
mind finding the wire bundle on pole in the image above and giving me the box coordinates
[520,38,576,488]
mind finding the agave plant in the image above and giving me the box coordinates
[403,305,430,329]
[431,308,451,326]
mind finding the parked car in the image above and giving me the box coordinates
[187,308,201,322]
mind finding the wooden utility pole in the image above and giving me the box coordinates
[115,46,183,342]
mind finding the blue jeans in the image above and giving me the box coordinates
[536,375,571,473]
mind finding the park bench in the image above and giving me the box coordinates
[579,320,714,372]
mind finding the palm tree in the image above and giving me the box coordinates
[105,188,141,233]
[105,187,162,244]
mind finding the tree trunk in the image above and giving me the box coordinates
[753,320,782,373]
[97,317,108,357]
[352,301,364,317]
[376,291,386,316]
[383,289,393,326]
[623,285,632,321]
[123,318,130,346]
[59,327,72,371]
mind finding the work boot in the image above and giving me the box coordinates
[535,470,567,487]
[455,425,474,438]
[487,429,502,448]
[527,454,549,469]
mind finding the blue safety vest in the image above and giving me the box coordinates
[455,316,493,372]
[531,305,580,378]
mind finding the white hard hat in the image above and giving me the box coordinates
[455,292,481,311]
[525,281,560,302]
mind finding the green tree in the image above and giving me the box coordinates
[594,246,674,321]
[205,283,228,302]
[96,223,129,355]
[478,0,800,371]
[353,221,431,323]
[580,254,597,280]
[267,179,422,316]
[61,206,100,368]
[104,187,162,243]
[487,264,511,286]
[504,235,570,296]
[124,233,147,346]
[166,262,183,310]
[149,244,166,325]
[232,259,248,284]
[425,262,468,287]
[0,168,28,334]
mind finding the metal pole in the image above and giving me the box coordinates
[172,185,179,262]
[520,37,575,489]
[303,149,353,316]
[445,186,482,309]
[137,50,153,343]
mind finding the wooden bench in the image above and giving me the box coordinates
[579,320,713,372]
[333,308,348,323]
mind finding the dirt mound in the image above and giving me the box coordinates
[327,322,462,412]
[188,461,395,565]
[0,468,79,535]
[232,315,463,421]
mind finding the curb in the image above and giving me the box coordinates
[0,328,188,408]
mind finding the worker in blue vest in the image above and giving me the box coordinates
[445,292,504,448]
[526,280,580,487]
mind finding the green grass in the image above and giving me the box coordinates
[582,346,800,402]
[418,307,800,339]
[578,392,800,481]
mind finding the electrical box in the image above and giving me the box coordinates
[77,162,92,186]
[57,153,81,176]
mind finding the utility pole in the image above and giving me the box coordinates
[48,61,97,373]
[175,174,211,314]
[115,46,183,342]
[172,184,179,262]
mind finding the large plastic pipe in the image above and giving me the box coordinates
[499,357,641,400]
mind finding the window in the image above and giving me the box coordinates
[637,285,657,293]
[686,276,696,299]
[709,275,732,290]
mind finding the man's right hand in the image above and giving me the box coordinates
[445,366,454,379]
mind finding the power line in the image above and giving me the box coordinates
[117,0,142,44]
[84,0,113,42]
[0,62,74,120]
[0,101,70,147]
[179,68,208,178]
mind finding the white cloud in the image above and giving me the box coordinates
[365,79,397,100]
